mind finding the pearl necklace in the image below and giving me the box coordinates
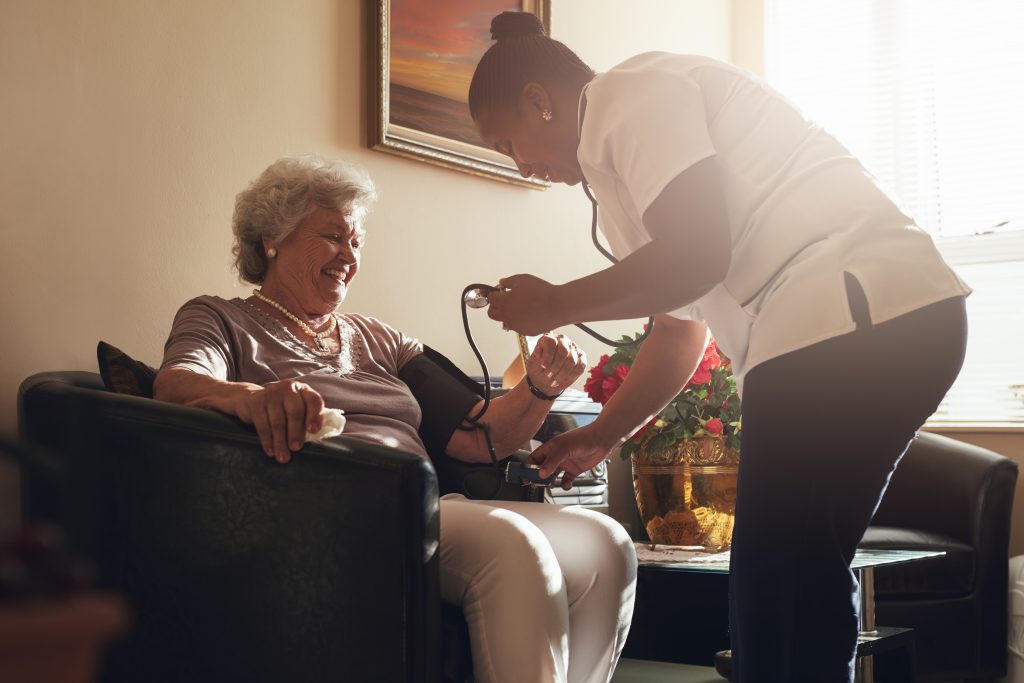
[252,289,337,353]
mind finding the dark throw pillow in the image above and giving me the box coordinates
[97,341,159,398]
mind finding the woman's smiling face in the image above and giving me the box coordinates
[263,205,364,315]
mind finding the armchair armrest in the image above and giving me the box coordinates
[18,371,441,683]
[872,431,1017,552]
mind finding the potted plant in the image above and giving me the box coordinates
[585,333,742,550]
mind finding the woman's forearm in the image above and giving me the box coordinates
[589,316,709,449]
[153,367,258,417]
[445,381,557,463]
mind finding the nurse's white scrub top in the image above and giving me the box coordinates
[577,52,970,392]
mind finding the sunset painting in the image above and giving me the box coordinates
[389,0,527,147]
[369,0,549,186]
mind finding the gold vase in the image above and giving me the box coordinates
[631,436,740,551]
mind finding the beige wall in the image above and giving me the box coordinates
[0,1,731,531]
[729,0,763,74]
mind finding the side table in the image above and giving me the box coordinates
[624,545,943,682]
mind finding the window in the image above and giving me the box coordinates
[763,0,1024,426]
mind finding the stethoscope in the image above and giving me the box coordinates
[456,184,654,497]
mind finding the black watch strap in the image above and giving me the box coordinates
[526,375,561,401]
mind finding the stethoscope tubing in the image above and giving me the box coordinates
[579,182,654,348]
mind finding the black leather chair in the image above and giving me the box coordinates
[860,431,1018,682]
[17,369,533,683]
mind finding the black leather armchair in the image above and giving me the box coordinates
[17,370,528,683]
[860,431,1018,681]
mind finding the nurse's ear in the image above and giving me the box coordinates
[520,82,554,122]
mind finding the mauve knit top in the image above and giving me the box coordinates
[160,295,429,458]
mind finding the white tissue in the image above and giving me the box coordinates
[305,408,346,441]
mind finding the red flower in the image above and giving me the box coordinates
[585,356,631,405]
[700,340,722,372]
[600,364,629,403]
[584,360,608,403]
[705,417,724,436]
[688,365,712,386]
[683,340,723,388]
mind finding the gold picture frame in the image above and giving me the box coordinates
[367,0,551,189]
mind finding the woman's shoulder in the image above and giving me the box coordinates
[172,294,251,328]
[174,294,237,316]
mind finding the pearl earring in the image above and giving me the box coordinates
[267,247,277,258]
[541,110,553,122]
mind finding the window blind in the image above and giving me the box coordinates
[763,0,1024,425]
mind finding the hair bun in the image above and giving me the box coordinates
[490,11,545,42]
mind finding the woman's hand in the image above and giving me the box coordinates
[487,274,566,335]
[233,380,325,464]
[526,333,587,397]
[527,423,616,490]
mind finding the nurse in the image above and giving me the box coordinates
[470,11,970,683]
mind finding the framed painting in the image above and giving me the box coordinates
[368,0,551,188]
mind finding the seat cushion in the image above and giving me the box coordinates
[860,526,975,598]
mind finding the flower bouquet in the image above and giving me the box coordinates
[585,333,742,459]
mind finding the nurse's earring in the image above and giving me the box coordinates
[541,109,553,122]
[267,247,277,258]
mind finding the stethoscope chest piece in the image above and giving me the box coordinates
[463,285,497,309]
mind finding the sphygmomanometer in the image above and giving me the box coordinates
[398,347,483,458]
[398,339,544,498]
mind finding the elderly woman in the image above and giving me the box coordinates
[152,156,637,683]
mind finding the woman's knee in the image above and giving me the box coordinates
[562,508,638,584]
[449,506,564,594]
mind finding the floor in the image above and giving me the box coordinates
[611,659,725,683]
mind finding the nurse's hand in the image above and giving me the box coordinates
[527,423,615,490]
[487,274,565,336]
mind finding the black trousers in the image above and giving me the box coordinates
[728,276,967,683]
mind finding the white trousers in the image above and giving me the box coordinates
[439,495,637,683]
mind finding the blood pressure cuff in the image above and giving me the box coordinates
[398,346,484,457]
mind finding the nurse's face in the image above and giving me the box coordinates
[475,87,583,185]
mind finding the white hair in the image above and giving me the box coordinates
[232,155,378,284]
